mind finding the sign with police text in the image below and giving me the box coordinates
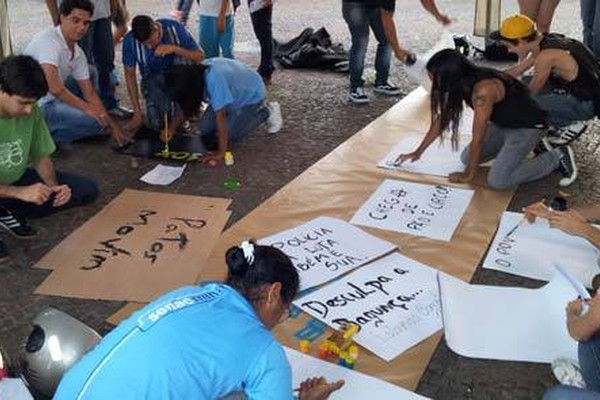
[259,217,396,291]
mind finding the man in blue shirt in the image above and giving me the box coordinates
[122,15,204,136]
[165,58,282,164]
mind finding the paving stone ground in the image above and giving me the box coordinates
[2,0,599,399]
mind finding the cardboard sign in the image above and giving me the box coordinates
[259,217,396,290]
[351,180,474,241]
[295,253,442,362]
[34,189,231,302]
[439,272,578,363]
[285,347,430,399]
[483,212,600,287]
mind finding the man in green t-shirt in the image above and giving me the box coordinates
[0,55,98,260]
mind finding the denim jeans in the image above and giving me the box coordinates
[78,18,118,110]
[199,15,235,59]
[40,92,105,146]
[535,92,595,127]
[544,331,600,399]
[0,168,98,219]
[581,0,600,59]
[141,73,177,132]
[460,123,559,189]
[342,1,391,89]
[198,102,269,144]
[250,5,274,79]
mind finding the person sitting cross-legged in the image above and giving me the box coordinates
[0,55,99,260]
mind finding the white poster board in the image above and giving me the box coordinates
[351,180,474,242]
[483,212,600,288]
[438,272,578,363]
[378,136,468,177]
[259,217,396,291]
[284,347,430,400]
[294,253,442,362]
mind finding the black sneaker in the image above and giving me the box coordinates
[547,121,589,145]
[348,87,370,104]
[556,145,578,187]
[374,83,401,96]
[0,239,8,261]
[0,208,37,239]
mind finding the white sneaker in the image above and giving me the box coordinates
[551,358,586,388]
[266,102,282,134]
[547,121,589,145]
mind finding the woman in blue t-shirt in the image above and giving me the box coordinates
[54,241,344,400]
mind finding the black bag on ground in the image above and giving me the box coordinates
[274,27,349,73]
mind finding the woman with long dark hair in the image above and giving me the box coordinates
[54,242,344,399]
[395,49,577,189]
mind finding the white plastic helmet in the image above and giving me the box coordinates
[21,308,101,398]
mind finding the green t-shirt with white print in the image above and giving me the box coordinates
[0,105,55,184]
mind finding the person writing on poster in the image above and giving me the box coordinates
[543,288,600,399]
[524,201,600,251]
[394,49,577,189]
[54,241,344,400]
[163,60,282,164]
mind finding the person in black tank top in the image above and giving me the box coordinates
[395,49,578,188]
[492,14,599,144]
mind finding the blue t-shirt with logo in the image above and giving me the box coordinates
[122,18,199,76]
[54,283,293,400]
[203,58,265,111]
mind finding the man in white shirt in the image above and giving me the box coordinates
[25,0,126,147]
[45,0,130,118]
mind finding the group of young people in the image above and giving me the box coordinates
[3,0,600,398]
[0,0,282,259]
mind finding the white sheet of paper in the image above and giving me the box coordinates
[438,272,578,363]
[351,180,474,241]
[259,217,396,291]
[378,136,467,177]
[295,253,442,362]
[483,212,600,288]
[140,164,187,186]
[284,347,430,400]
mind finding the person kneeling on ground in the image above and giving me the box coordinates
[25,0,126,149]
[0,55,99,260]
[493,14,600,146]
[122,14,204,136]
[165,59,282,164]
[54,241,344,400]
[394,49,577,189]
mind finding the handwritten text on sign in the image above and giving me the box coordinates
[483,211,600,287]
[295,253,441,361]
[351,180,474,241]
[83,210,206,270]
[259,217,396,291]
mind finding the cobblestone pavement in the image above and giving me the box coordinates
[2,0,598,399]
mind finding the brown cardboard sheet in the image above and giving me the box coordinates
[34,189,232,302]
[106,88,514,390]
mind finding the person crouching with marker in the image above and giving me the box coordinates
[394,49,577,189]
[54,241,344,400]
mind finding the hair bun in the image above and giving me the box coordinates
[225,246,250,277]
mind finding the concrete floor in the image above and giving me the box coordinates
[3,0,599,398]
